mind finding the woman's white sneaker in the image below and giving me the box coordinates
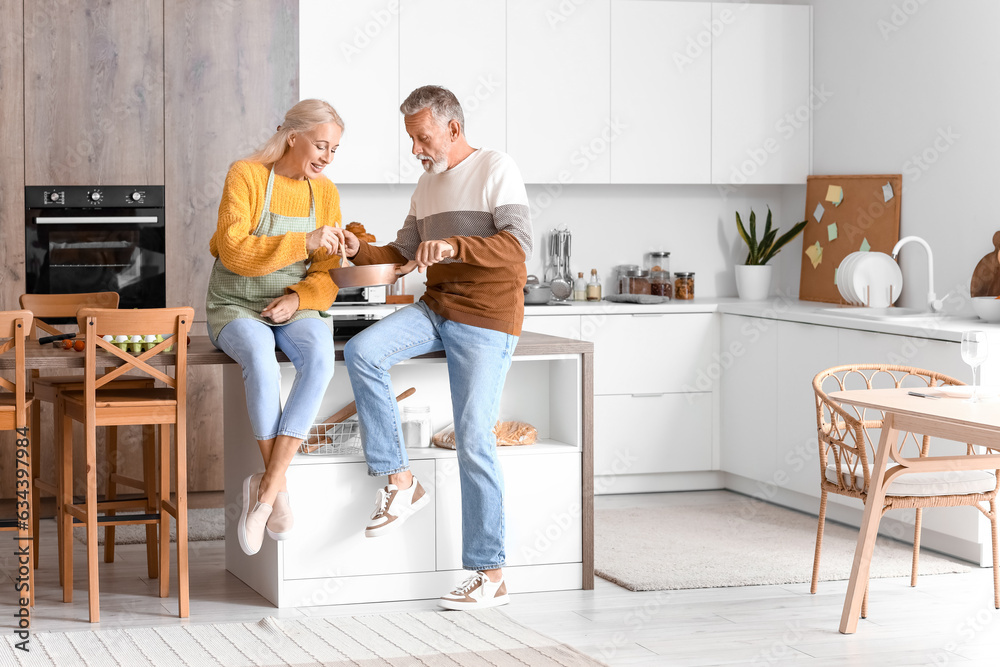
[439,571,510,610]
[364,478,430,537]
[237,473,272,556]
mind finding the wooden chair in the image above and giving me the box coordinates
[812,364,999,616]
[0,310,34,606]
[59,307,193,622]
[19,292,157,581]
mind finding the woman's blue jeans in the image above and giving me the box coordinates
[211,317,335,441]
[343,302,517,571]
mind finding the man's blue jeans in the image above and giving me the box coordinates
[343,301,517,571]
[211,317,335,441]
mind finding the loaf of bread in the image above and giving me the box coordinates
[432,421,538,449]
[346,221,376,243]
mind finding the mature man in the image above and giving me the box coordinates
[338,85,531,609]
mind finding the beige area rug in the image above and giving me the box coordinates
[595,500,972,591]
[0,610,602,667]
[72,508,224,545]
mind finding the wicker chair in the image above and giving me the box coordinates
[812,364,999,617]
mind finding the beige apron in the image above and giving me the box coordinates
[206,167,324,339]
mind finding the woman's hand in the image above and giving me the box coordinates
[414,240,455,272]
[261,292,300,323]
[306,226,339,254]
[332,228,361,258]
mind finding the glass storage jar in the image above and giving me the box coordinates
[622,268,651,295]
[674,272,695,300]
[402,404,432,448]
[645,251,671,276]
[650,269,672,298]
[614,264,639,295]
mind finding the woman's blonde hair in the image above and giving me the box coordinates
[246,99,344,166]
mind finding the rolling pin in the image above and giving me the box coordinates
[303,387,416,450]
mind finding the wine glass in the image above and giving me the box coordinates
[961,330,988,402]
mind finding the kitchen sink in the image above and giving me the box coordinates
[816,306,932,321]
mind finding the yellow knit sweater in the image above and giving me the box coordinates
[209,160,342,311]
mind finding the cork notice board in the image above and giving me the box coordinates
[798,174,903,304]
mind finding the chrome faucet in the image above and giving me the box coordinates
[891,236,942,312]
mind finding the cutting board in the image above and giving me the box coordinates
[970,231,1000,297]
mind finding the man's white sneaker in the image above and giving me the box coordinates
[439,571,510,610]
[364,478,430,538]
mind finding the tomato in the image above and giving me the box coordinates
[61,339,73,349]
[74,339,85,352]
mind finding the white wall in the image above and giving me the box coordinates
[785,0,1000,312]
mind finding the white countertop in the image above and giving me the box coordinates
[327,297,998,343]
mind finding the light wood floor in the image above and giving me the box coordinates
[5,490,1000,666]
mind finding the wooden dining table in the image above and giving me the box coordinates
[828,387,1000,634]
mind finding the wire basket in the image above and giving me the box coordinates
[300,419,362,455]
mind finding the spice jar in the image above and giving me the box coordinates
[650,268,672,298]
[674,272,695,300]
[623,268,651,295]
[645,251,671,276]
[614,264,639,295]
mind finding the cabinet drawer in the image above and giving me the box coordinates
[282,459,436,579]
[583,313,715,394]
[595,393,712,476]
[522,315,582,340]
[435,452,583,570]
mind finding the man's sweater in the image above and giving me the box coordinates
[353,148,532,335]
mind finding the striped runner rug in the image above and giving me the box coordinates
[1,609,603,667]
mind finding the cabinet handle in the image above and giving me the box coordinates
[631,313,666,317]
[631,392,666,398]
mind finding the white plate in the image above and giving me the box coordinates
[852,252,902,308]
[838,252,864,304]
[932,385,1000,399]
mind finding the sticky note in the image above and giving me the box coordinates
[814,203,825,223]
[826,185,844,206]
[834,268,838,285]
[860,238,871,252]
[883,182,894,202]
[805,241,823,269]
[827,222,838,241]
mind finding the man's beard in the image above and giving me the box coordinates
[416,149,449,174]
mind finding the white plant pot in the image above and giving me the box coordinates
[735,264,773,301]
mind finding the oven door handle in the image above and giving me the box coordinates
[34,216,160,224]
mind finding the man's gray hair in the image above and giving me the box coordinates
[400,85,464,133]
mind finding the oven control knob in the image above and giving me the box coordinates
[131,191,142,202]
[89,190,102,202]
[48,192,60,202]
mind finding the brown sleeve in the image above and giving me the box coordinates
[352,240,407,266]
[444,230,526,268]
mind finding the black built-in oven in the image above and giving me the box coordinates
[25,185,165,320]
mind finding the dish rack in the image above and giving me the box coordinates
[300,419,362,455]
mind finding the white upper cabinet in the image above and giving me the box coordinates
[300,0,400,184]
[610,1,712,184]
[398,0,506,184]
[711,3,811,186]
[507,0,612,184]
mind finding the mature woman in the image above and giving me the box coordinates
[206,99,345,556]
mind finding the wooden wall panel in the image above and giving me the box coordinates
[165,0,298,491]
[0,0,25,497]
[23,0,164,186]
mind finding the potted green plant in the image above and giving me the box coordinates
[735,207,808,300]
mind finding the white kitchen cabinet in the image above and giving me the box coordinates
[300,0,400,184]
[610,1,711,184]
[775,320,838,496]
[719,314,778,482]
[595,393,712,476]
[711,3,811,186]
[507,0,611,184]
[435,451,582,571]
[398,0,506,184]
[582,313,715,395]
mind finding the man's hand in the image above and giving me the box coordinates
[414,240,455,272]
[306,226,339,254]
[261,292,300,323]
